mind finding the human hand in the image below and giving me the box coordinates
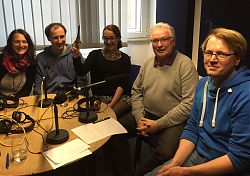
[136,118,159,137]
[136,118,149,136]
[142,118,159,135]
[156,162,176,175]
[71,45,80,58]
[157,166,191,176]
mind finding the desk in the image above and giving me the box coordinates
[0,94,116,176]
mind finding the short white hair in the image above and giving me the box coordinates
[150,22,176,38]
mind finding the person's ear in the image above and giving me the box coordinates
[235,58,240,66]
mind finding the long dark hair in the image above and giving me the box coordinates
[3,29,35,61]
[103,24,122,49]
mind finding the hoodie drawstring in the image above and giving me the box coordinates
[212,88,220,127]
[199,81,208,127]
[199,81,221,128]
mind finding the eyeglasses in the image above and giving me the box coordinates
[203,50,235,60]
[102,36,116,41]
[151,37,173,45]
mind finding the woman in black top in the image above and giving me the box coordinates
[0,29,36,97]
[73,24,131,118]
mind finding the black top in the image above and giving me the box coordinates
[73,49,131,96]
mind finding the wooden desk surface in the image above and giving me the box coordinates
[0,94,116,176]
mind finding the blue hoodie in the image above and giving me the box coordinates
[181,67,250,172]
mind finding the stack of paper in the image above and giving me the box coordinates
[72,117,127,144]
[43,139,91,169]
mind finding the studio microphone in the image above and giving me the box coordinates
[104,73,128,83]
[76,73,129,91]
[37,65,53,108]
[53,92,68,104]
[76,73,128,123]
[46,93,69,144]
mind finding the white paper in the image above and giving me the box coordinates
[44,149,92,169]
[43,138,91,169]
[72,117,127,144]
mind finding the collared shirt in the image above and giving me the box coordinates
[154,50,177,67]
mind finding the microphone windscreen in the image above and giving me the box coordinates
[105,73,128,83]
[53,93,68,104]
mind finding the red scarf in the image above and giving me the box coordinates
[2,52,33,74]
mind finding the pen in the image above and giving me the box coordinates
[93,116,111,124]
[6,153,10,169]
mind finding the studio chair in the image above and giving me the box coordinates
[126,64,143,174]
[128,64,141,91]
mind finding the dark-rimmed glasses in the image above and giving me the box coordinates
[203,50,235,60]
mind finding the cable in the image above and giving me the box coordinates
[98,102,109,113]
[25,129,48,154]
[0,115,26,147]
[35,105,54,133]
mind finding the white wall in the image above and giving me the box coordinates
[128,0,201,68]
[127,39,153,65]
[127,0,156,66]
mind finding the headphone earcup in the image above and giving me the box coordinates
[89,96,101,111]
[77,96,101,112]
[77,98,87,112]
[10,111,35,134]
[0,119,12,134]
[12,111,22,123]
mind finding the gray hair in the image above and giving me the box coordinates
[149,22,176,38]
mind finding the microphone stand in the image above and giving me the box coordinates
[46,99,69,144]
[37,68,53,108]
[78,88,98,123]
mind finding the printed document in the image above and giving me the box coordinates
[72,117,127,144]
[43,138,91,169]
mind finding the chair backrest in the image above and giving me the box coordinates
[128,64,141,91]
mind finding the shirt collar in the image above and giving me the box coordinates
[154,50,177,67]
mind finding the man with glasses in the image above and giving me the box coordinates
[111,22,198,176]
[146,28,250,176]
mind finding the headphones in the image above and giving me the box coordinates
[77,96,101,112]
[0,95,19,110]
[0,111,35,134]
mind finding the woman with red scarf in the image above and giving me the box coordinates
[0,29,36,97]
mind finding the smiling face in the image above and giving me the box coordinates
[11,33,29,57]
[102,29,119,51]
[150,28,175,61]
[49,26,66,53]
[203,36,240,86]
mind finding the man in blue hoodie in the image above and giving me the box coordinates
[146,28,250,176]
[33,23,86,95]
